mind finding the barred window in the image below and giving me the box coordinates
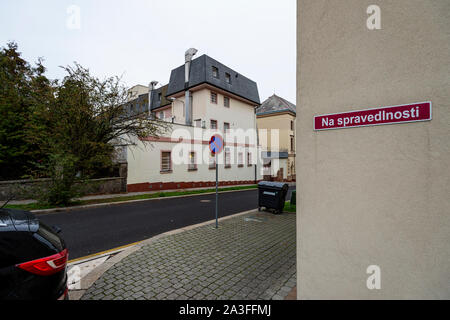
[188,152,197,171]
[238,152,244,167]
[211,92,218,104]
[247,152,252,166]
[224,96,230,108]
[209,154,216,169]
[161,152,172,172]
[211,120,218,129]
[225,148,231,168]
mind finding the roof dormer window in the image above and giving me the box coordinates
[225,72,231,84]
[212,66,219,78]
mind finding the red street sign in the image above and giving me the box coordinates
[209,135,224,155]
[314,101,432,131]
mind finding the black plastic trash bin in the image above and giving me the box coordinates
[258,181,289,214]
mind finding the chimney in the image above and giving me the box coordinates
[184,48,198,126]
[148,81,158,117]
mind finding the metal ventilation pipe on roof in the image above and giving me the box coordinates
[148,81,158,117]
[184,48,198,126]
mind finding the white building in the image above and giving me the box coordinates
[125,50,262,192]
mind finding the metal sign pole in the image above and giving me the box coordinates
[210,134,223,230]
[215,152,219,229]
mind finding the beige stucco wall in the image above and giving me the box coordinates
[127,90,261,185]
[172,88,257,134]
[257,113,296,152]
[127,123,260,185]
[127,85,148,101]
[297,0,450,299]
[257,113,296,179]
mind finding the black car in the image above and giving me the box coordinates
[0,208,68,300]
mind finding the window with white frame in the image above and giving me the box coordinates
[209,153,216,169]
[247,152,252,166]
[212,66,219,78]
[188,152,197,171]
[225,72,231,84]
[224,148,231,168]
[238,152,244,167]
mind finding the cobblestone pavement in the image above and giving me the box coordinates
[81,211,296,300]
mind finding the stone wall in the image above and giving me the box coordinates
[0,177,127,201]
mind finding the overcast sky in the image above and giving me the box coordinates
[0,0,296,104]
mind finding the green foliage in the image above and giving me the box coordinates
[32,153,86,206]
[1,42,169,205]
[284,202,296,213]
[0,42,53,180]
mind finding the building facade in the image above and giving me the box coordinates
[257,94,296,181]
[125,51,262,192]
[297,0,450,299]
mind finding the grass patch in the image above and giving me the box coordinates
[284,202,296,213]
[5,185,258,212]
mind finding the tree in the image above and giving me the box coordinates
[30,63,169,205]
[0,42,53,180]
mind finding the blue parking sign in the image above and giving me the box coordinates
[209,135,223,155]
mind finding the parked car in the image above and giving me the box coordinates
[0,208,68,300]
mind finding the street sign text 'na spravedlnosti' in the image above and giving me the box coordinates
[314,102,432,131]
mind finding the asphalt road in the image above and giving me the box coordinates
[38,187,295,260]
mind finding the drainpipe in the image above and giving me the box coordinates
[148,81,158,118]
[184,48,198,126]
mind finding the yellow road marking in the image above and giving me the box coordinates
[68,240,143,264]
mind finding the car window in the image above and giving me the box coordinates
[36,222,64,252]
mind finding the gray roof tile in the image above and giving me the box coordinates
[166,54,260,105]
[256,94,296,116]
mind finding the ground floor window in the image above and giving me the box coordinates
[225,148,231,168]
[188,152,197,171]
[209,153,216,169]
[238,152,244,167]
[161,151,172,173]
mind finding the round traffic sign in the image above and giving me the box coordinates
[209,135,224,155]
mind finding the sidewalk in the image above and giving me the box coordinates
[74,209,296,301]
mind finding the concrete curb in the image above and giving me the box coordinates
[31,187,258,215]
[69,208,259,300]
[69,245,141,300]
